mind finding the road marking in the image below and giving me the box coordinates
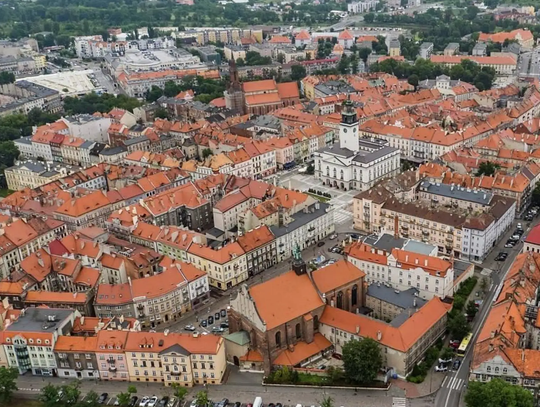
[441,376,448,387]
[452,378,462,390]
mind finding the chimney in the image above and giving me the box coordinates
[377,330,382,341]
[489,343,494,352]
[355,326,360,334]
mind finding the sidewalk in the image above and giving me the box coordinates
[390,369,445,398]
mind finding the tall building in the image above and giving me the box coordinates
[313,98,400,191]
[224,60,244,113]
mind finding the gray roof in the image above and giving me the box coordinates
[124,136,149,146]
[418,180,493,205]
[100,146,127,155]
[160,343,190,356]
[367,283,427,311]
[364,233,407,252]
[352,145,398,164]
[402,239,437,256]
[271,203,331,237]
[15,136,32,145]
[453,259,472,281]
[80,140,95,149]
[445,43,459,50]
[224,330,250,346]
[6,308,73,333]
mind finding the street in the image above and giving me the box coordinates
[434,216,536,407]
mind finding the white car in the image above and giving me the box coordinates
[435,365,448,372]
[140,397,150,407]
[329,233,337,240]
[148,397,159,407]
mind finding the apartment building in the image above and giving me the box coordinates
[55,336,99,379]
[187,242,247,291]
[366,284,427,321]
[53,190,115,231]
[96,330,130,381]
[124,331,226,386]
[430,55,517,75]
[1,307,78,376]
[237,225,277,277]
[346,241,456,299]
[5,161,79,191]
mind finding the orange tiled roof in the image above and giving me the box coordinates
[312,260,365,293]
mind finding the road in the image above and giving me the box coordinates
[434,217,536,407]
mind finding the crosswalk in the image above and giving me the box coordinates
[334,208,353,225]
[441,375,465,391]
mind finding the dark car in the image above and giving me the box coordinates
[215,399,229,407]
[317,241,325,247]
[220,309,227,317]
[98,393,109,404]
[159,398,170,407]
[495,252,508,262]
[129,397,139,407]
[200,320,207,327]
[233,403,241,407]
[208,315,214,325]
[220,321,229,328]
[215,312,220,320]
[453,359,461,370]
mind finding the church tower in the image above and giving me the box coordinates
[339,96,359,150]
[224,59,245,114]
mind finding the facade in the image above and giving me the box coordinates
[55,336,99,379]
[237,226,277,277]
[314,99,400,192]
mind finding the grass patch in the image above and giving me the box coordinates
[0,189,14,197]
[306,192,331,203]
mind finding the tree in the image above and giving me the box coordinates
[0,72,15,85]
[40,383,61,407]
[202,148,213,159]
[146,85,164,103]
[194,391,209,407]
[291,65,307,81]
[116,385,137,407]
[476,161,499,176]
[480,277,488,292]
[154,107,170,119]
[448,312,470,341]
[342,337,382,384]
[80,391,100,407]
[408,74,419,89]
[358,48,372,63]
[364,13,375,23]
[171,383,187,403]
[440,347,454,361]
[466,301,478,319]
[0,367,18,404]
[277,53,285,64]
[0,141,19,170]
[465,378,534,407]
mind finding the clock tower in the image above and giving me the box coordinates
[339,96,359,150]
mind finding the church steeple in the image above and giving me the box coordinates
[228,59,241,92]
[341,95,357,125]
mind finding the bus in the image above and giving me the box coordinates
[457,333,473,357]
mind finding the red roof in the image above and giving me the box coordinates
[526,224,540,246]
[338,30,354,40]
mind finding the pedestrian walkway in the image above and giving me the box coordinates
[441,376,465,392]
[334,207,352,225]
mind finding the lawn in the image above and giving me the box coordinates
[306,192,331,203]
[0,188,13,197]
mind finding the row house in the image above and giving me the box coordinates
[243,140,277,179]
[237,225,277,277]
[53,190,115,231]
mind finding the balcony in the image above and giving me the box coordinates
[445,236,453,242]
[137,304,144,310]
[401,224,409,230]
[109,365,117,372]
[422,230,429,236]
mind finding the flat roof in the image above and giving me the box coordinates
[6,308,73,333]
[419,180,493,205]
[367,283,427,310]
[18,70,97,96]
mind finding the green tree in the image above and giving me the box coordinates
[202,148,213,159]
[0,72,15,85]
[440,347,454,361]
[358,48,372,63]
[466,301,478,319]
[146,85,164,102]
[194,391,209,407]
[337,55,350,74]
[465,378,534,407]
[40,383,61,407]
[116,385,137,407]
[163,80,180,97]
[448,312,470,341]
[171,383,187,403]
[0,141,19,170]
[364,13,375,23]
[408,74,419,89]
[291,65,307,81]
[154,107,170,119]
[480,277,488,292]
[80,390,100,407]
[476,161,499,176]
[277,53,285,64]
[342,337,382,384]
[0,367,18,404]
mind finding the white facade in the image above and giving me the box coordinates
[62,116,112,143]
[347,0,377,13]
[461,199,516,263]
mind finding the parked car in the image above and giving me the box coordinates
[129,397,139,407]
[220,309,227,318]
[435,364,448,372]
[167,398,177,407]
[208,315,214,325]
[184,324,196,331]
[215,398,229,407]
[505,241,516,248]
[139,397,150,407]
[449,340,460,349]
[200,320,207,327]
[495,252,508,262]
[212,326,224,334]
[329,233,337,240]
[439,357,452,364]
[515,229,524,235]
[99,394,109,405]
[158,397,169,407]
[148,396,159,407]
[317,241,325,247]
[215,312,220,320]
[517,223,523,229]
[511,234,521,240]
[220,322,229,328]
[453,359,461,370]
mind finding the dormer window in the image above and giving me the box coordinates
[37,339,41,344]
[45,340,50,345]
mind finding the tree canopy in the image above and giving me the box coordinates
[0,367,18,404]
[465,379,534,407]
[63,92,141,114]
[342,337,382,384]
[476,161,500,176]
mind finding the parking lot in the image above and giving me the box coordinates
[184,307,229,335]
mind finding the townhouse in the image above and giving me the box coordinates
[53,190,115,231]
[55,336,99,379]
[96,330,130,381]
[124,331,226,386]
[187,242,247,291]
[237,225,277,277]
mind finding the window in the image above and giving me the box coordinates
[295,323,301,339]
[487,366,491,372]
[352,285,358,306]
[275,331,282,348]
